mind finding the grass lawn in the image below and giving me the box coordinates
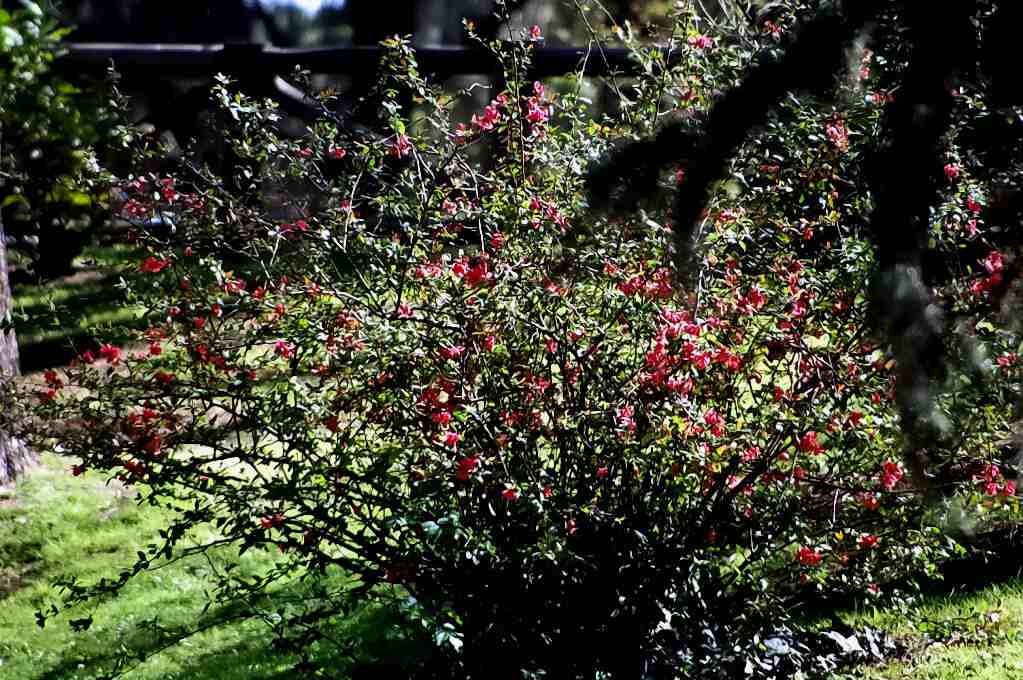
[11,243,150,372]
[5,453,1023,680]
[834,581,1023,678]
[0,454,425,680]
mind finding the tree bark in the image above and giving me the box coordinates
[0,129,31,486]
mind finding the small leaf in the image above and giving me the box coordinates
[0,26,23,49]
[19,1,43,17]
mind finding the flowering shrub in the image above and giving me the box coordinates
[24,6,1023,678]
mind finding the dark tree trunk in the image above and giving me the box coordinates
[0,130,31,486]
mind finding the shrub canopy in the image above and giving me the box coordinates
[23,3,1023,678]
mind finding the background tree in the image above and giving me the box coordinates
[0,131,29,486]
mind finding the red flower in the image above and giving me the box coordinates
[456,456,479,481]
[328,146,347,160]
[703,409,725,436]
[139,256,171,273]
[502,487,520,502]
[859,492,880,510]
[859,534,878,549]
[825,118,849,151]
[471,104,502,132]
[596,466,610,479]
[442,431,461,448]
[431,410,453,426]
[880,459,904,490]
[796,546,823,566]
[389,134,412,158]
[687,34,714,49]
[142,435,162,456]
[260,513,285,529]
[99,344,122,365]
[274,340,295,359]
[438,345,466,361]
[797,431,824,455]
[528,24,542,40]
[944,163,960,182]
[983,250,1005,274]
[617,405,637,433]
[463,259,492,287]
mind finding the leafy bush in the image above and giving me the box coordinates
[0,0,121,279]
[23,4,1023,678]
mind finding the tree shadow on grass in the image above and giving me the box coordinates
[13,268,148,372]
[32,585,432,680]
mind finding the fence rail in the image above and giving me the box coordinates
[57,43,669,79]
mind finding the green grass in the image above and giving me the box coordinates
[0,454,425,680]
[10,243,151,371]
[836,582,1023,678]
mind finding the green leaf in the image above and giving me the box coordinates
[19,1,43,18]
[0,25,23,49]
[1,193,28,208]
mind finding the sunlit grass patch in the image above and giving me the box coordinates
[0,454,425,679]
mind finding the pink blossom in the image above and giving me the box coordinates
[825,119,849,152]
[983,250,1004,274]
[687,34,714,49]
[880,459,904,490]
[617,405,637,433]
[390,134,412,158]
[471,104,502,132]
[438,345,466,361]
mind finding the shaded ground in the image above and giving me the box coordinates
[11,243,148,372]
[0,454,426,679]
